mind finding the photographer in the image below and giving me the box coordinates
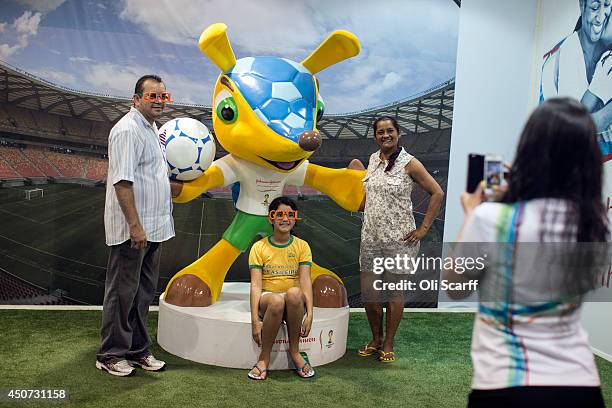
[445,98,609,407]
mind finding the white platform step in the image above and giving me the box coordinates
[158,282,349,369]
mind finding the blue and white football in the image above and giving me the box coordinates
[226,56,324,142]
[158,118,215,181]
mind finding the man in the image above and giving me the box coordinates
[540,0,612,136]
[96,75,175,376]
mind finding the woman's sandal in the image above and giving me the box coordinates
[295,362,315,379]
[378,350,396,363]
[357,343,381,357]
[247,364,268,380]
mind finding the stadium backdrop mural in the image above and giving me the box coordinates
[536,0,612,299]
[0,0,459,305]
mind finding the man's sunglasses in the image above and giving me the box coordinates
[269,210,302,220]
[138,92,173,103]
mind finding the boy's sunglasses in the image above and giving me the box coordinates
[138,92,173,103]
[269,210,302,220]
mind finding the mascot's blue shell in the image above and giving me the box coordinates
[226,56,316,142]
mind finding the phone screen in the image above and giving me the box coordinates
[485,159,503,189]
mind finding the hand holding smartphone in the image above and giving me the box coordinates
[466,153,507,200]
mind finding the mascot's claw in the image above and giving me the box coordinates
[312,275,348,308]
[170,180,183,198]
[165,274,212,307]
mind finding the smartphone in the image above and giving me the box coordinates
[484,154,504,195]
[466,154,484,193]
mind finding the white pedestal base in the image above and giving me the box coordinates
[158,282,349,369]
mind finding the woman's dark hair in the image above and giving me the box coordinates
[268,196,298,212]
[502,97,608,243]
[372,116,399,135]
[372,116,402,172]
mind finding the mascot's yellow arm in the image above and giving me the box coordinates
[304,164,365,212]
[173,165,225,203]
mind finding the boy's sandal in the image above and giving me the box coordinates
[357,343,381,357]
[378,350,396,363]
[247,364,268,380]
[295,362,315,379]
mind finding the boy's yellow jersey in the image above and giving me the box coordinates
[248,235,312,292]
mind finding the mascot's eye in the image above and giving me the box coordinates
[214,90,238,124]
[316,95,325,123]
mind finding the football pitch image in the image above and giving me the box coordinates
[0,183,444,305]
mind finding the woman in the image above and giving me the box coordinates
[247,196,314,380]
[445,98,608,407]
[356,116,444,362]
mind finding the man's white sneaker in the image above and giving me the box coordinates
[129,355,166,371]
[95,360,135,377]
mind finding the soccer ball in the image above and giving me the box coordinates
[158,118,215,181]
[226,56,321,142]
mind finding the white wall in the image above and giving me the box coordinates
[443,0,540,242]
[582,301,612,362]
[439,0,539,306]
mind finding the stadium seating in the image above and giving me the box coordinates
[0,270,74,305]
[0,104,13,127]
[0,158,21,179]
[406,134,433,154]
[206,185,321,196]
[44,151,87,178]
[0,103,110,142]
[21,148,62,177]
[2,104,38,130]
[282,185,321,195]
[91,121,113,142]
[0,145,109,180]
[61,116,92,139]
[84,157,108,181]
[342,140,374,158]
[0,269,44,301]
[208,186,232,193]
[32,110,61,135]
[0,146,45,177]
[427,132,451,154]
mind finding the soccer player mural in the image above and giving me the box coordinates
[539,1,612,315]
[539,0,612,223]
[164,24,367,308]
[540,0,612,144]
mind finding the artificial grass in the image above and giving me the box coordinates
[1,311,610,407]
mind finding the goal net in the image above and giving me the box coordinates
[25,188,44,200]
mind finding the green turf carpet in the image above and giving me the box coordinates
[1,311,610,407]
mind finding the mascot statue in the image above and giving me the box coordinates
[165,23,366,307]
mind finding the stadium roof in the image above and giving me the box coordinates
[0,60,212,125]
[318,79,454,139]
[0,60,453,140]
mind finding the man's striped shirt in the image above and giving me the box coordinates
[104,107,175,246]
